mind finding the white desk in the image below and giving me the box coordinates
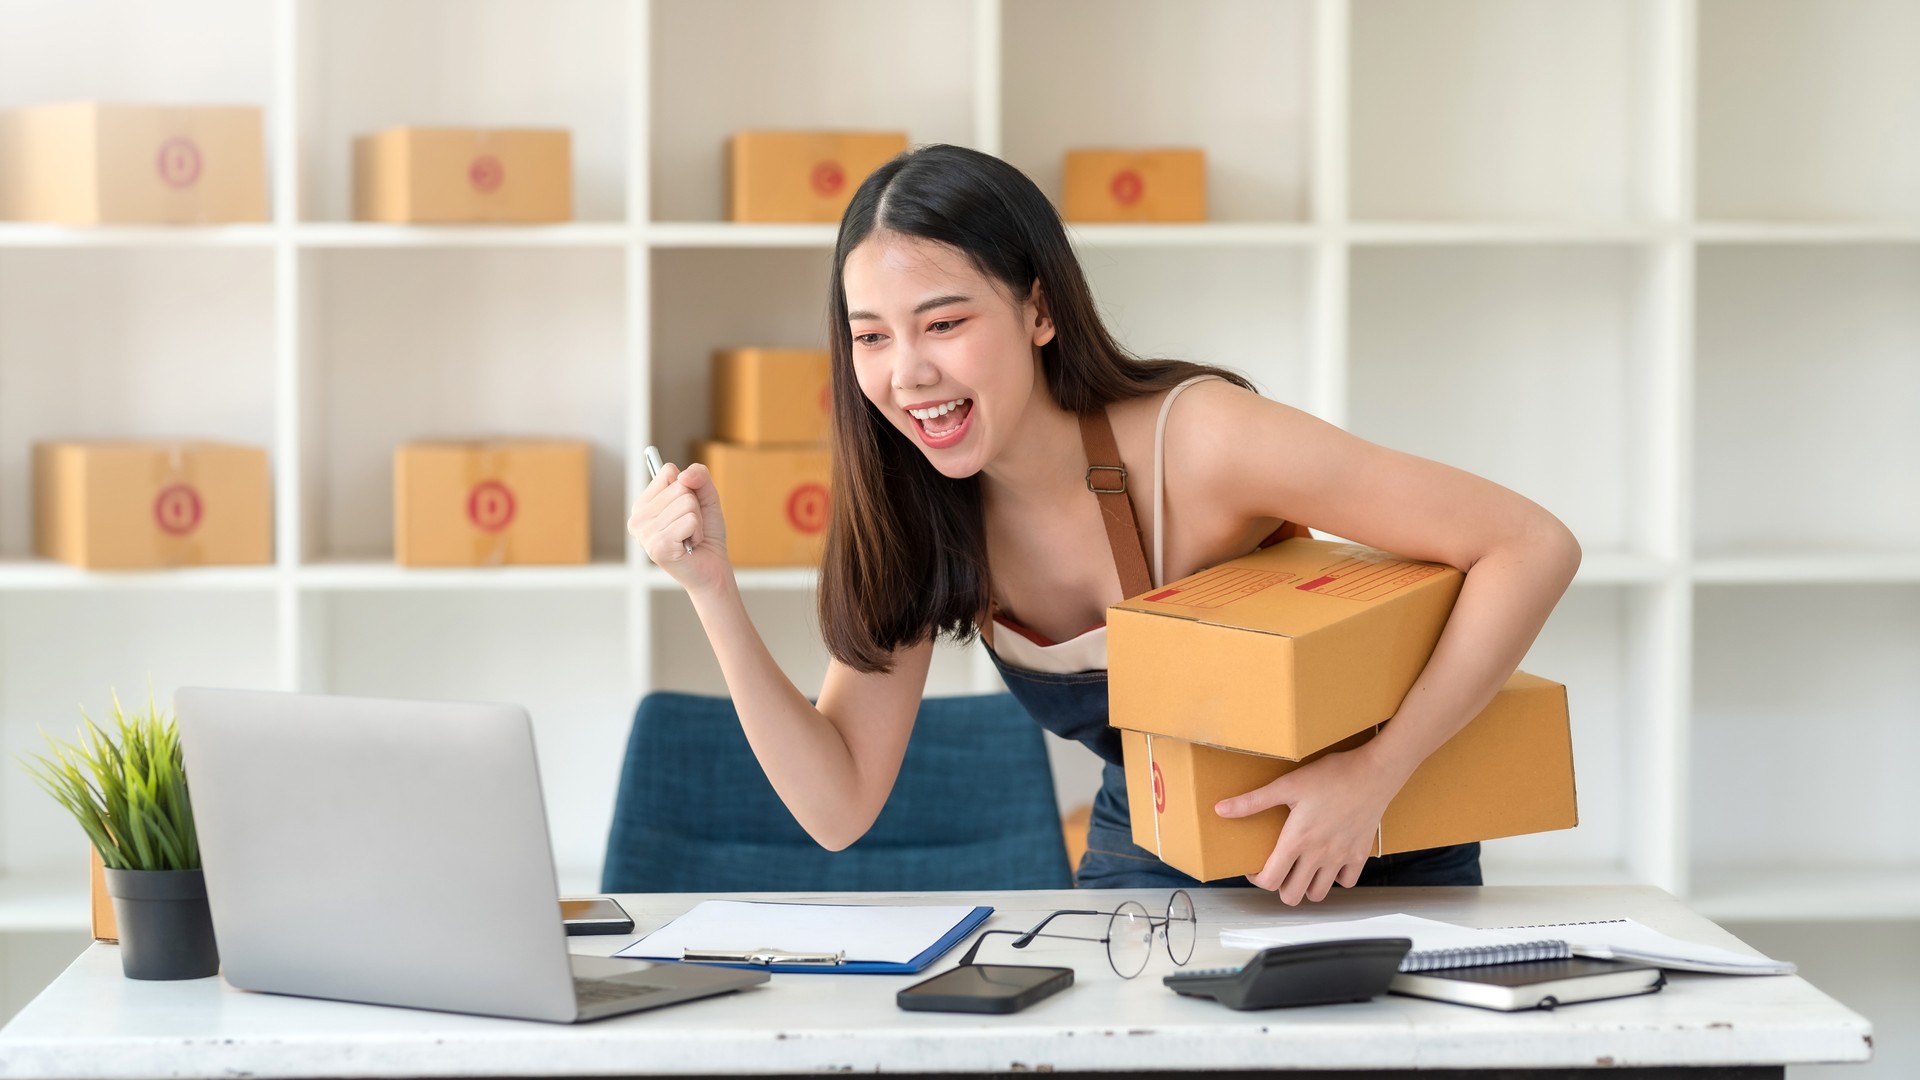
[0,886,1872,1079]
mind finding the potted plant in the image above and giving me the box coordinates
[19,690,218,980]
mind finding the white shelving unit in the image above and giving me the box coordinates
[1,0,1915,939]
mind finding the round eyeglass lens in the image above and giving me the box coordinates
[1106,900,1154,979]
[1165,889,1196,966]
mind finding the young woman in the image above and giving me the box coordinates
[629,144,1581,904]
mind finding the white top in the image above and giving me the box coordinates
[991,375,1218,674]
[0,886,1872,1078]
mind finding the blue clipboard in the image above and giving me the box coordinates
[621,903,994,974]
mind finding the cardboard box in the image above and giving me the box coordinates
[727,131,908,223]
[1062,149,1207,223]
[713,348,833,446]
[692,440,831,567]
[89,847,117,943]
[354,127,571,223]
[393,441,590,566]
[33,441,272,570]
[0,103,267,225]
[1122,672,1577,882]
[1108,538,1465,760]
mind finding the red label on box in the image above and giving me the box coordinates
[810,160,845,197]
[1296,557,1441,601]
[1144,566,1293,609]
[156,138,202,189]
[467,480,516,532]
[1152,761,1165,814]
[469,154,504,194]
[786,483,829,534]
[1110,169,1144,206]
[153,483,203,535]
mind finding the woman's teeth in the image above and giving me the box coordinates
[909,398,969,420]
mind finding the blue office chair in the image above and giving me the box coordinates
[601,691,1072,892]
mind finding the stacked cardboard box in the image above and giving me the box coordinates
[354,126,572,223]
[727,131,907,222]
[393,440,590,566]
[1107,537,1578,881]
[1062,148,1207,223]
[692,348,832,567]
[0,103,267,225]
[33,441,272,570]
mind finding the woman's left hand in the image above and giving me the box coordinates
[1214,745,1411,905]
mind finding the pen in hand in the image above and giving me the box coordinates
[643,445,697,556]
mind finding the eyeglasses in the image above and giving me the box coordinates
[956,890,1196,979]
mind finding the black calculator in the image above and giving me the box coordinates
[1163,938,1412,1010]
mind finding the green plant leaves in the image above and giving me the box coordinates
[14,687,199,872]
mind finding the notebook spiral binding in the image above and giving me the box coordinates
[1499,919,1630,931]
[1401,939,1571,972]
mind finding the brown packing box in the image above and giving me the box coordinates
[712,348,833,446]
[1108,537,1464,760]
[0,103,267,225]
[354,127,571,223]
[90,847,117,944]
[1122,672,1578,882]
[727,131,908,223]
[1062,149,1207,223]
[393,441,590,566]
[33,441,272,570]
[692,441,831,567]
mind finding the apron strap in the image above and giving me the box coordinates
[1078,409,1155,601]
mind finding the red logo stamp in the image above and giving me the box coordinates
[786,483,829,534]
[819,383,831,414]
[467,481,516,532]
[469,154,504,194]
[156,138,203,189]
[810,160,845,197]
[1152,761,1165,814]
[153,484,203,535]
[1110,169,1145,206]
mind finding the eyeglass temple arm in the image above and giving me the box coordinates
[957,929,1025,967]
[1012,909,1105,947]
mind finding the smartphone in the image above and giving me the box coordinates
[896,964,1074,1014]
[559,896,635,937]
[641,445,694,555]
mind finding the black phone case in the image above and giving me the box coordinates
[897,965,1074,1014]
[563,917,635,937]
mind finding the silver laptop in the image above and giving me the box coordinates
[174,686,767,1023]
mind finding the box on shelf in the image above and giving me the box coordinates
[89,847,117,944]
[393,441,590,567]
[691,440,831,567]
[32,441,272,570]
[354,127,572,223]
[727,131,908,223]
[1122,672,1577,882]
[1108,537,1464,760]
[713,348,833,446]
[1062,149,1207,223]
[0,103,266,225]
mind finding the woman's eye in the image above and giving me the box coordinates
[853,333,884,347]
[929,318,965,333]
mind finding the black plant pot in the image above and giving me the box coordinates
[101,867,220,980]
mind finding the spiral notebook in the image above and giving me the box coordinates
[1221,914,1794,975]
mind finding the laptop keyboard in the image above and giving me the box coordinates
[574,978,667,1007]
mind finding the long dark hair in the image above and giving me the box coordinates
[820,144,1252,673]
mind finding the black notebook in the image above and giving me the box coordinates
[1389,958,1665,1012]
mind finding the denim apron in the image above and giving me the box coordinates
[979,401,1484,891]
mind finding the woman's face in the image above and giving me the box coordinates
[843,232,1055,479]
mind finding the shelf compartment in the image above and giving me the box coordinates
[298,0,629,223]
[648,0,975,224]
[300,248,628,565]
[0,248,277,562]
[0,591,279,879]
[1695,245,1920,558]
[1349,0,1651,222]
[1002,0,1313,224]
[305,589,630,878]
[1697,0,1920,222]
[1691,585,1920,891]
[1348,245,1664,560]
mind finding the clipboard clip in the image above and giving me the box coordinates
[681,947,846,966]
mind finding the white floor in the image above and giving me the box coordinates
[2,921,1909,1075]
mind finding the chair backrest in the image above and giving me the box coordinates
[601,692,1072,892]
